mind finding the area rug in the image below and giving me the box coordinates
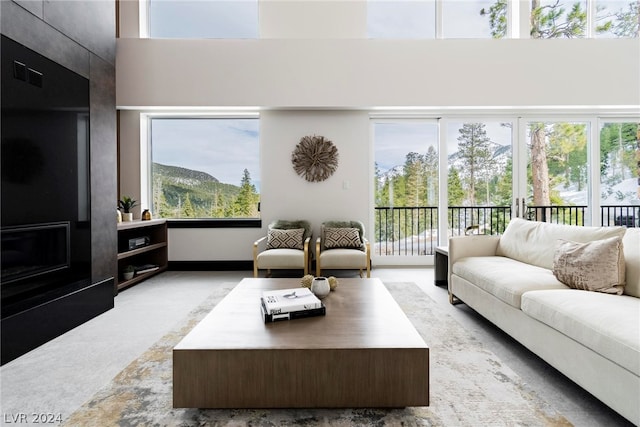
[63,282,570,427]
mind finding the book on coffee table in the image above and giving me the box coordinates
[261,288,322,314]
[260,287,326,323]
[260,299,326,323]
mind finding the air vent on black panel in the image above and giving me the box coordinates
[27,68,43,88]
[13,61,26,81]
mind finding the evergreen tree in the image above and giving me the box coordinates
[234,168,259,217]
[404,152,426,207]
[182,193,195,218]
[456,123,492,205]
[448,167,465,206]
[424,146,439,205]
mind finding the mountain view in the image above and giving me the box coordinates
[151,163,259,219]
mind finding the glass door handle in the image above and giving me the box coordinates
[516,198,519,217]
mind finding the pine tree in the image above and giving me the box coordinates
[456,123,492,206]
[233,168,259,217]
[424,146,439,206]
[448,167,465,206]
[182,193,195,218]
[404,152,426,207]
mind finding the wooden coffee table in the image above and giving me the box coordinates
[173,278,429,408]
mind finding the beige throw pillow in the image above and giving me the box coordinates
[266,228,304,250]
[553,236,625,295]
[324,227,361,249]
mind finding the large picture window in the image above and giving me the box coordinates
[148,0,259,39]
[149,117,260,220]
[367,0,638,38]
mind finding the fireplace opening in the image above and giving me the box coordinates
[1,222,70,285]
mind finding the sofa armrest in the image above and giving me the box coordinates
[448,235,500,281]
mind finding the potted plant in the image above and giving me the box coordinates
[123,265,135,281]
[118,196,137,221]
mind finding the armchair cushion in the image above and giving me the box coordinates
[257,249,306,269]
[266,228,305,250]
[324,227,361,249]
[319,248,368,269]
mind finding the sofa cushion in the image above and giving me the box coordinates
[553,236,625,295]
[266,228,304,250]
[452,256,567,308]
[622,228,640,298]
[496,218,626,270]
[521,290,640,376]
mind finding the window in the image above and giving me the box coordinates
[149,117,260,220]
[367,0,638,38]
[442,0,497,38]
[148,0,259,39]
[594,1,640,38]
[373,120,439,256]
[525,120,589,224]
[599,121,640,226]
[446,120,513,234]
[367,0,436,38]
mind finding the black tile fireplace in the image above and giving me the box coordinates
[1,35,113,364]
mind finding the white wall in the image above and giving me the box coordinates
[116,38,640,109]
[117,1,640,263]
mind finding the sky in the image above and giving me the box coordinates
[151,118,260,190]
[374,121,512,173]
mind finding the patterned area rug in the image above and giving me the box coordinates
[63,282,570,426]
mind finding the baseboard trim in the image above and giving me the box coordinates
[169,261,253,271]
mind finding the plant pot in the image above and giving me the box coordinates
[122,212,133,222]
[123,271,134,280]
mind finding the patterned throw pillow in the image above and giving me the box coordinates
[266,228,304,250]
[553,236,625,295]
[324,227,361,249]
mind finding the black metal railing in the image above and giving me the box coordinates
[374,206,511,256]
[601,205,640,227]
[526,205,586,226]
[448,205,512,236]
[374,207,438,256]
[374,204,639,256]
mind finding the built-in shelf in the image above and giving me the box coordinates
[116,219,167,292]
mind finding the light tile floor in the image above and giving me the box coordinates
[0,268,632,426]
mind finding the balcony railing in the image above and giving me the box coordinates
[374,204,639,256]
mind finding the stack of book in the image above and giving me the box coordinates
[260,287,326,323]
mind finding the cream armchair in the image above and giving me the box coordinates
[316,220,371,278]
[253,220,312,277]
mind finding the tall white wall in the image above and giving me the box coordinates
[117,1,640,263]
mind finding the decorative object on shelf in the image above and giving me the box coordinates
[118,196,137,222]
[291,135,339,182]
[123,265,134,281]
[328,276,339,291]
[301,274,314,288]
[141,209,152,221]
[311,276,331,299]
[117,208,122,223]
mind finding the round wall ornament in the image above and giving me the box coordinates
[291,135,339,183]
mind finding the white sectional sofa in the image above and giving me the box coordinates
[448,218,640,425]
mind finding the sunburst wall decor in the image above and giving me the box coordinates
[291,135,339,182]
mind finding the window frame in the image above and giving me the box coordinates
[142,112,262,229]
